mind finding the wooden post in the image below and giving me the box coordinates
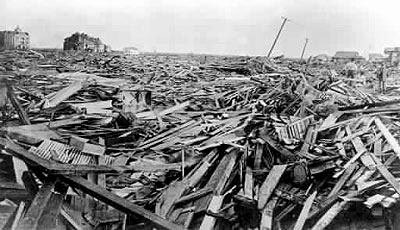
[267,17,289,58]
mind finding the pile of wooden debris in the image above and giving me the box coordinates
[1,50,400,230]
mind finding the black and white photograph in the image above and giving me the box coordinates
[0,0,400,229]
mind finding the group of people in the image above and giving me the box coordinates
[344,61,389,93]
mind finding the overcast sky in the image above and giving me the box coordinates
[0,0,398,57]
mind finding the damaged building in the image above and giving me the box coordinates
[0,26,30,50]
[63,32,110,53]
[332,51,365,64]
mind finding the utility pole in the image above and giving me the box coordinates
[300,38,309,62]
[267,17,289,58]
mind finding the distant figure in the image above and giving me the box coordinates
[345,62,358,85]
[377,64,389,93]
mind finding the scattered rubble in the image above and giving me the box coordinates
[1,49,400,230]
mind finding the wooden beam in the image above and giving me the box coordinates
[6,83,31,125]
[10,202,25,230]
[375,118,400,160]
[293,191,317,230]
[59,208,85,230]
[260,196,279,230]
[17,181,55,230]
[43,80,83,109]
[328,163,357,198]
[0,137,116,174]
[258,164,287,210]
[310,200,348,230]
[37,183,69,230]
[61,175,184,230]
[370,153,400,195]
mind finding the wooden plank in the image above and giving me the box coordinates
[349,133,375,169]
[197,150,239,228]
[7,83,31,125]
[258,164,287,210]
[44,80,83,108]
[370,153,400,195]
[174,187,213,205]
[4,123,62,145]
[199,195,224,230]
[293,191,317,230]
[10,202,25,230]
[328,163,357,198]
[317,112,343,131]
[310,200,348,230]
[59,208,84,230]
[375,118,400,159]
[37,183,68,230]
[243,166,254,199]
[61,175,184,230]
[254,143,263,170]
[12,156,28,186]
[136,101,190,120]
[259,196,279,230]
[17,181,55,230]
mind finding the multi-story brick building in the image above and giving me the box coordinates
[63,32,110,53]
[0,26,30,50]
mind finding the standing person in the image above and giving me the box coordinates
[345,61,358,86]
[377,64,390,93]
[381,64,389,93]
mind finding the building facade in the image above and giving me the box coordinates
[368,53,387,64]
[63,32,110,53]
[123,47,140,56]
[0,26,30,50]
[384,47,400,65]
[332,51,365,64]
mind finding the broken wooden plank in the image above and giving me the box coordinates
[375,118,400,160]
[328,163,357,198]
[199,195,224,230]
[10,202,25,230]
[6,82,31,125]
[37,183,69,230]
[293,191,317,230]
[258,164,287,210]
[17,180,55,230]
[43,80,83,109]
[61,175,184,230]
[370,153,400,195]
[259,196,279,230]
[310,199,348,230]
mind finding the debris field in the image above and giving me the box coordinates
[1,49,400,230]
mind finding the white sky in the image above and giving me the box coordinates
[0,0,399,57]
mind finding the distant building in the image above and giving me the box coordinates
[332,51,365,64]
[368,53,387,63]
[104,45,112,52]
[313,54,331,63]
[0,26,30,50]
[384,47,400,65]
[123,47,140,56]
[63,32,110,53]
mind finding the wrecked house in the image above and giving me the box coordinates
[63,32,109,53]
[368,53,387,64]
[0,26,30,50]
[384,47,400,65]
[332,51,365,64]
